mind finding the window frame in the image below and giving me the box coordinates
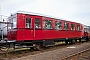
[34,18,41,29]
[71,24,75,30]
[43,20,53,29]
[25,17,31,28]
[55,21,62,30]
[64,22,69,30]
[76,24,80,31]
[12,17,17,29]
[7,19,13,29]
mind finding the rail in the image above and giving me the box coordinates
[61,48,90,60]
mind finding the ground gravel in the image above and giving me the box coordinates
[13,42,90,60]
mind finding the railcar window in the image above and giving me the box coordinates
[8,19,12,23]
[71,24,75,30]
[76,25,80,31]
[55,21,62,30]
[8,24,12,29]
[35,18,41,28]
[44,20,52,29]
[12,17,17,28]
[26,18,31,28]
[7,19,13,29]
[64,22,68,30]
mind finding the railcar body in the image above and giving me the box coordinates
[7,11,89,49]
[82,25,90,41]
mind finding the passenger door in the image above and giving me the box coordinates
[33,18,42,38]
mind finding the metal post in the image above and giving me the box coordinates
[0,6,1,16]
[34,23,35,37]
[1,29,3,40]
[1,15,3,40]
[1,15,2,21]
[1,26,7,40]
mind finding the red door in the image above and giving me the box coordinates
[33,17,42,38]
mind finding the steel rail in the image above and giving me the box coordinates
[61,48,90,60]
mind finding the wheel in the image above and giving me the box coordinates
[30,47,34,51]
[0,43,15,52]
[79,38,81,42]
[71,39,76,44]
[86,37,89,42]
[65,40,68,45]
[69,39,76,44]
[75,39,77,42]
[0,45,9,52]
[34,43,43,51]
[9,43,15,51]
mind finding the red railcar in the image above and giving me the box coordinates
[82,25,90,41]
[7,11,85,49]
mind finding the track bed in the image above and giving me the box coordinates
[0,41,90,60]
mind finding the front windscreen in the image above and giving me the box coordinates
[12,17,17,28]
[7,19,12,30]
[7,16,17,30]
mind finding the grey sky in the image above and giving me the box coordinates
[0,0,90,25]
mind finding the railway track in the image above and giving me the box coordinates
[0,40,90,60]
[61,47,90,60]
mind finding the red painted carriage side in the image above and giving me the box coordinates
[8,13,83,41]
[15,30,82,41]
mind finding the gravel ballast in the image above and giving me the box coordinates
[13,42,90,60]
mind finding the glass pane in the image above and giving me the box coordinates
[8,24,12,29]
[55,21,62,30]
[71,24,75,30]
[7,19,13,29]
[35,18,41,28]
[76,25,80,31]
[44,20,52,29]
[8,19,12,23]
[26,18,31,28]
[64,22,68,30]
[12,17,17,28]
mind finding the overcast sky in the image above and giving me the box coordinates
[0,0,90,26]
